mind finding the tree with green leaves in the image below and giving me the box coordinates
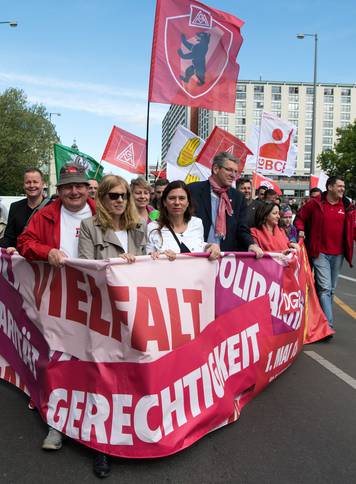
[318,120,356,199]
[0,88,59,195]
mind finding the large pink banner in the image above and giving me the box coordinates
[0,250,331,457]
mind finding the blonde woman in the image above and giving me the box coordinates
[130,176,159,223]
[79,175,146,263]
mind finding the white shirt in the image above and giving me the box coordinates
[114,230,128,253]
[60,203,92,258]
[147,216,207,254]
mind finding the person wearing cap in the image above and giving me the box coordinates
[17,163,96,451]
[17,163,95,266]
[279,205,298,242]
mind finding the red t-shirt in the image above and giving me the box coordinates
[320,198,345,255]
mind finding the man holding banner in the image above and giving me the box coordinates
[16,163,96,449]
[189,152,263,256]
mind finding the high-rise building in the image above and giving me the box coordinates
[162,80,356,178]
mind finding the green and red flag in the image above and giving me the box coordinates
[53,144,104,182]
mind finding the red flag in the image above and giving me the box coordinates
[252,172,282,195]
[150,169,167,179]
[196,126,252,175]
[310,175,318,189]
[102,126,146,174]
[149,0,244,113]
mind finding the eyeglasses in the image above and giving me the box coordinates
[221,166,239,176]
[107,192,128,201]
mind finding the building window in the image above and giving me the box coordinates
[323,121,333,128]
[289,94,299,102]
[306,87,314,95]
[289,86,299,94]
[341,88,351,96]
[341,104,351,112]
[324,88,334,96]
[341,112,350,120]
[323,129,333,136]
[324,95,334,103]
[254,101,264,109]
[323,104,334,112]
[324,112,334,120]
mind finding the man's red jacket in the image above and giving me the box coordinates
[17,197,96,261]
[294,193,355,266]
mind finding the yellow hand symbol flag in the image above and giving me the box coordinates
[177,137,201,167]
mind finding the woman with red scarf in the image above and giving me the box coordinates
[250,202,299,253]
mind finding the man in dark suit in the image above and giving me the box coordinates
[0,168,45,249]
[189,152,263,256]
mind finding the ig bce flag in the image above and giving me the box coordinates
[53,144,103,182]
[149,0,244,112]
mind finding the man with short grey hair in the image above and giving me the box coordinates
[189,152,263,256]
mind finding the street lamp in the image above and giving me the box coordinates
[48,113,61,195]
[49,112,61,123]
[297,33,318,176]
[0,21,18,27]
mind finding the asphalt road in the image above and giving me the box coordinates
[0,255,355,484]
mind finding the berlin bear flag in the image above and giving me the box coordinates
[149,0,244,113]
[102,126,146,175]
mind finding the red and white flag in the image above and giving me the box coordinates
[252,172,282,196]
[149,0,244,113]
[196,126,252,176]
[310,171,328,191]
[102,126,146,175]
[248,113,297,177]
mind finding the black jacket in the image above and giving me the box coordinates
[0,198,35,248]
[189,181,254,251]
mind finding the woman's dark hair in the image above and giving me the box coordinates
[254,202,280,229]
[157,180,194,229]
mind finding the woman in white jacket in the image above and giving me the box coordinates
[147,180,220,260]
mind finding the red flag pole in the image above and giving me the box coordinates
[145,100,151,181]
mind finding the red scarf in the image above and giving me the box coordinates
[208,176,233,239]
[250,225,289,252]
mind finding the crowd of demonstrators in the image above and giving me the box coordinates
[0,168,45,250]
[147,180,220,260]
[130,176,159,223]
[3,157,355,478]
[152,178,169,210]
[250,202,299,253]
[294,176,355,331]
[189,152,263,257]
[79,175,146,263]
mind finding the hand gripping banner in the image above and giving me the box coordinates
[0,250,331,458]
[149,0,244,112]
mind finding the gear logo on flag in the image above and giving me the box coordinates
[164,4,233,99]
[189,7,212,28]
[115,143,136,168]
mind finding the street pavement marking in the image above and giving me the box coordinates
[334,296,356,320]
[304,351,356,390]
[339,274,356,283]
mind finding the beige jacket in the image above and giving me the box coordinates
[78,216,147,260]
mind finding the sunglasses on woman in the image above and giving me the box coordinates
[107,192,128,201]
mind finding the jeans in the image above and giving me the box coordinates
[312,253,344,327]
